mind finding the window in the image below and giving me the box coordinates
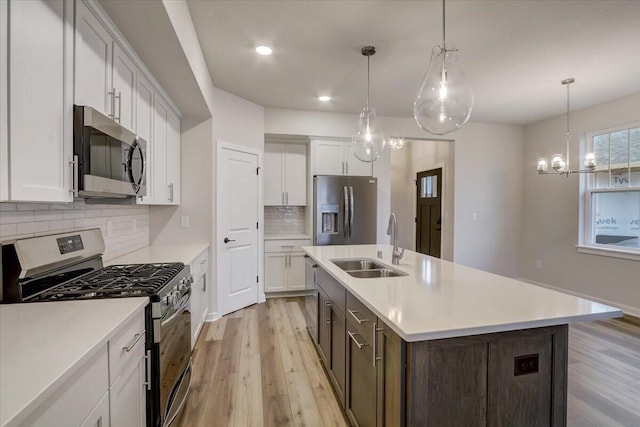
[581,124,640,258]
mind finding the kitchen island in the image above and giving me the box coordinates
[303,244,621,427]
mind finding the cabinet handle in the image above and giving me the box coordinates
[200,259,206,265]
[373,322,383,367]
[282,192,285,205]
[347,309,368,324]
[341,161,345,175]
[348,331,368,349]
[108,88,116,119]
[325,301,332,325]
[123,331,145,352]
[202,275,206,292]
[69,155,78,197]
[144,350,151,390]
[115,91,122,123]
[346,162,349,175]
[286,192,289,205]
[168,183,174,202]
[97,415,103,427]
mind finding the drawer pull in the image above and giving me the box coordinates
[123,331,145,352]
[348,331,368,349]
[200,259,206,265]
[348,309,368,324]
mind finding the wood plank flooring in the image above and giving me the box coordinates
[179,298,348,427]
[178,298,640,427]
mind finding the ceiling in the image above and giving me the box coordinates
[186,0,640,126]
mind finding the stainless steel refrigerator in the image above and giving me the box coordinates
[313,175,377,245]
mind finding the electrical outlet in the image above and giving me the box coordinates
[536,260,543,269]
[181,216,190,228]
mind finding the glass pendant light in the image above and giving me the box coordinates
[352,46,387,162]
[414,0,473,135]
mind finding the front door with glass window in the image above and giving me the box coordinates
[416,168,442,257]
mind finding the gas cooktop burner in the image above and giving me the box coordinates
[30,262,185,301]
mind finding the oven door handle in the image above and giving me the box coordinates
[161,294,190,327]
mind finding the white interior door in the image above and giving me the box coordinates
[218,146,259,315]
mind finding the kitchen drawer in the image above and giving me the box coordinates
[346,291,376,344]
[21,346,109,427]
[317,267,345,315]
[265,239,311,253]
[190,249,209,279]
[109,311,146,385]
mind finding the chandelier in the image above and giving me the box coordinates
[537,78,596,176]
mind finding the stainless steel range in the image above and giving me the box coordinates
[0,228,192,427]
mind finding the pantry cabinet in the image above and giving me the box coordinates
[313,138,372,177]
[264,142,307,206]
[0,0,74,202]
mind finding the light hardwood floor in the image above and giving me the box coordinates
[178,299,640,427]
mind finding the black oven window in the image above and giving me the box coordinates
[88,129,129,181]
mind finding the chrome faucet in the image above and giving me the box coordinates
[386,213,404,265]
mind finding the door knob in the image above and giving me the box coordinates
[224,237,236,243]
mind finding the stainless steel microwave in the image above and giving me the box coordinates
[73,105,146,198]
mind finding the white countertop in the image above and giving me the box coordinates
[0,298,148,427]
[264,234,310,240]
[304,245,622,342]
[106,243,209,266]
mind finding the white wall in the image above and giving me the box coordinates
[266,108,524,277]
[390,139,455,261]
[521,92,640,315]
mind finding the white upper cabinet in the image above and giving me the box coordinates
[166,110,181,205]
[112,43,137,131]
[264,142,307,206]
[313,138,373,177]
[1,0,74,202]
[135,74,154,204]
[152,96,169,203]
[75,0,113,117]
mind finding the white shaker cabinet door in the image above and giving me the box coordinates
[136,74,154,204]
[110,348,146,427]
[75,0,113,117]
[166,110,181,205]
[112,42,137,131]
[152,96,168,203]
[284,144,307,206]
[344,144,373,176]
[265,253,287,292]
[5,0,73,202]
[264,143,285,205]
[314,139,345,175]
[287,253,307,291]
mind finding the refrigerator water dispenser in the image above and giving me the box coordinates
[321,205,339,234]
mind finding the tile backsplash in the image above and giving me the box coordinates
[0,200,149,261]
[265,206,306,235]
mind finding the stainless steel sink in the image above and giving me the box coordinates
[332,259,387,271]
[347,269,405,279]
[331,258,408,279]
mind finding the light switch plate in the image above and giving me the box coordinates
[181,216,190,228]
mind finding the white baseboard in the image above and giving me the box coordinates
[517,277,640,318]
[205,311,221,322]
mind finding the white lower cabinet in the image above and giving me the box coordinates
[21,308,147,427]
[190,248,209,348]
[110,345,146,427]
[264,239,310,293]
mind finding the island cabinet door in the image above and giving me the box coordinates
[317,288,332,367]
[330,308,346,405]
[345,317,376,427]
[376,320,406,427]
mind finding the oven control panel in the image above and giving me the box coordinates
[56,235,84,254]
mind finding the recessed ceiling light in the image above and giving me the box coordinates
[255,46,273,56]
[318,96,331,102]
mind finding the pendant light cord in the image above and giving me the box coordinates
[442,0,446,50]
[367,54,370,111]
[565,81,571,170]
